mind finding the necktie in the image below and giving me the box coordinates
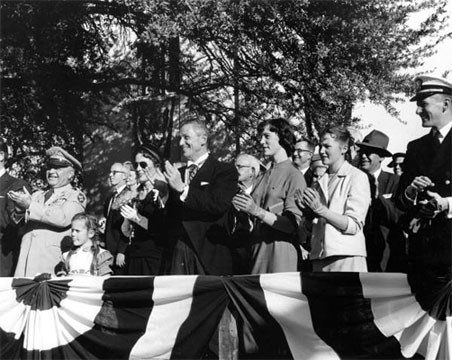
[44,189,54,203]
[432,130,441,149]
[107,191,118,215]
[187,164,198,184]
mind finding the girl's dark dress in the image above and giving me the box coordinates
[125,180,168,275]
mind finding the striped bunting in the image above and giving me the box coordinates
[0,272,450,359]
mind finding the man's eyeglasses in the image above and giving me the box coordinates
[294,149,312,155]
[132,161,148,169]
[109,170,125,175]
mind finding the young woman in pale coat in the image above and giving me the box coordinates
[296,126,371,272]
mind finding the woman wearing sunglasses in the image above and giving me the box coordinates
[120,146,169,275]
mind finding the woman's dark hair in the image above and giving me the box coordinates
[257,118,296,157]
[65,213,101,275]
[320,125,352,161]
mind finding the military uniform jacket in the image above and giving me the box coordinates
[396,129,452,273]
[13,184,86,277]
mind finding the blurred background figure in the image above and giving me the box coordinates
[310,153,328,184]
[124,161,139,194]
[103,162,134,275]
[0,139,31,276]
[388,152,405,176]
[293,137,315,176]
[347,127,363,168]
[357,130,401,272]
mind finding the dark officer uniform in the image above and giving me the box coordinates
[396,76,452,283]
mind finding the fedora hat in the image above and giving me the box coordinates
[388,152,405,168]
[356,130,392,158]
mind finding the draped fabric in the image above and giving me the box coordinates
[0,272,450,360]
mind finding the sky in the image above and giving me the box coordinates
[352,2,452,170]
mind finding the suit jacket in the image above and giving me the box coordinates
[0,172,30,276]
[310,161,371,259]
[166,156,238,275]
[364,170,402,271]
[103,187,135,257]
[396,129,452,274]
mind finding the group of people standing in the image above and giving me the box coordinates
[0,75,450,286]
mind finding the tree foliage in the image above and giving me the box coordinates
[1,0,450,185]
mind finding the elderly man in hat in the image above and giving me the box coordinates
[8,146,86,277]
[357,130,405,271]
[396,75,452,286]
[388,152,405,176]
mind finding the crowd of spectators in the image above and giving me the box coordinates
[0,75,450,286]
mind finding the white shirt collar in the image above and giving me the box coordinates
[53,183,72,194]
[115,184,127,194]
[437,121,452,142]
[187,152,209,168]
[0,168,5,177]
[372,167,382,180]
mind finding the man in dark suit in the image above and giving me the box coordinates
[164,120,238,275]
[0,140,31,276]
[103,162,135,275]
[357,130,405,272]
[396,75,452,287]
[292,138,315,186]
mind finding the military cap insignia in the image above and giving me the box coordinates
[77,192,86,204]
[414,79,423,92]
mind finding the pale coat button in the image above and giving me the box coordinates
[445,180,451,185]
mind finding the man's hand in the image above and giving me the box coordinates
[8,186,32,211]
[406,176,435,200]
[116,253,125,267]
[163,161,185,193]
[418,190,449,218]
[232,193,260,217]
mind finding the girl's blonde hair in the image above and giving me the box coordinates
[65,212,101,275]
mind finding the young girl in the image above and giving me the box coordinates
[295,126,371,272]
[57,213,113,276]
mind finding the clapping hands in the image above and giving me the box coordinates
[295,188,325,216]
[8,186,32,212]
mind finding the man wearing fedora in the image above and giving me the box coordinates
[396,75,452,286]
[357,130,405,272]
[8,146,87,277]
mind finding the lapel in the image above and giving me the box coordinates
[377,171,389,195]
[429,128,451,175]
[188,156,214,186]
[317,161,353,206]
[317,171,329,203]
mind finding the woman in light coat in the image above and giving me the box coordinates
[296,126,371,272]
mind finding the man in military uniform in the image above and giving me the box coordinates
[396,75,452,285]
[9,146,86,277]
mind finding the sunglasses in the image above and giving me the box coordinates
[46,163,69,170]
[132,161,148,169]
